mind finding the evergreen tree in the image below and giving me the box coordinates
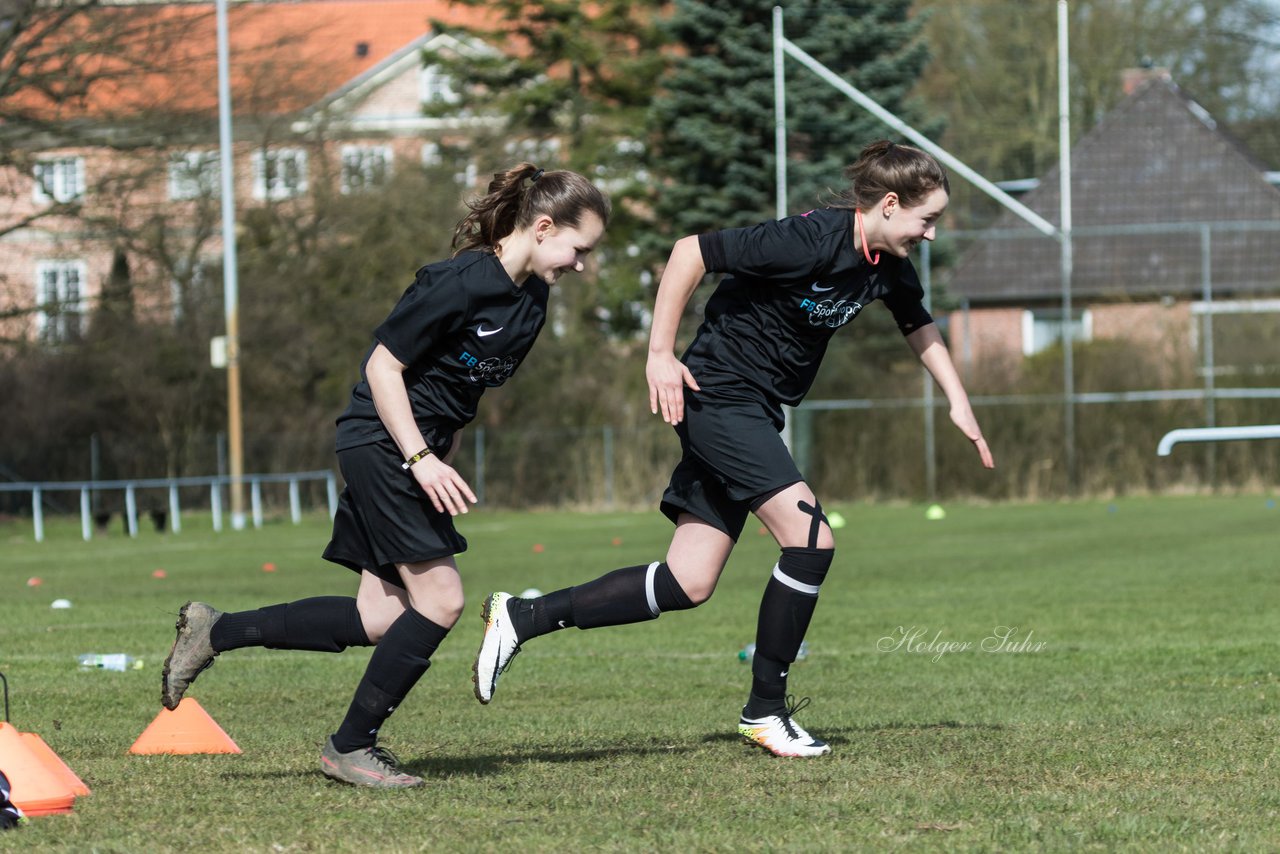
[650,0,932,237]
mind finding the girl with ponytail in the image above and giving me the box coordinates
[160,163,609,788]
[474,140,993,759]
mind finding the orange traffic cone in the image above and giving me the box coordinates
[129,698,241,755]
[0,722,75,816]
[19,732,90,797]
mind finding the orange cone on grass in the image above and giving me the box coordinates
[18,732,90,796]
[130,698,240,755]
[0,722,75,816]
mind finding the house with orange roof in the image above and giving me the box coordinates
[1,0,516,345]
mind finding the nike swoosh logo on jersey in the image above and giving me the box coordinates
[476,325,504,337]
[810,283,835,293]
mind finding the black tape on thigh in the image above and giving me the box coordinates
[796,500,828,550]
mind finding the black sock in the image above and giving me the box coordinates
[572,562,695,630]
[330,608,448,753]
[514,563,697,641]
[210,597,370,653]
[511,588,574,641]
[746,549,832,715]
[743,680,790,719]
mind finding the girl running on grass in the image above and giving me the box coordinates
[473,140,994,757]
[161,163,610,788]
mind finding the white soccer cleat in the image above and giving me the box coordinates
[738,697,831,757]
[472,592,522,705]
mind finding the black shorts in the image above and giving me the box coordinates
[659,389,802,540]
[322,439,467,588]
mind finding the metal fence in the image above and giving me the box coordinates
[0,471,337,543]
[5,219,1280,524]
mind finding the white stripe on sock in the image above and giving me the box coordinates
[771,564,820,596]
[644,561,661,617]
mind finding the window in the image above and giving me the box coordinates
[1022,308,1092,356]
[170,258,211,323]
[340,145,393,194]
[33,157,85,203]
[421,143,476,186]
[251,148,308,200]
[505,138,561,165]
[168,151,221,200]
[1191,299,1280,375]
[421,142,444,168]
[35,261,88,344]
[419,64,460,105]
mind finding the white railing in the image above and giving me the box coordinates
[1156,425,1280,457]
[0,470,338,543]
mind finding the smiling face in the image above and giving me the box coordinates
[530,212,607,285]
[874,186,949,258]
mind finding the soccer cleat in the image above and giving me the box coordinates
[738,696,831,757]
[320,737,423,789]
[472,592,522,704]
[161,601,224,710]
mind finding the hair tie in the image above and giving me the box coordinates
[530,168,545,183]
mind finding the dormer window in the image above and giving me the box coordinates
[419,64,460,105]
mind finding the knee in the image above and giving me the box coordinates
[663,561,718,606]
[435,592,465,628]
[681,576,716,606]
[358,604,401,643]
[776,546,835,592]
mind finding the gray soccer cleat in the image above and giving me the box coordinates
[320,737,423,789]
[161,601,223,710]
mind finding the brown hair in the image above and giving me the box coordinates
[452,162,612,254]
[833,140,950,210]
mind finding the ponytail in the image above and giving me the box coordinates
[832,140,950,211]
[452,162,611,255]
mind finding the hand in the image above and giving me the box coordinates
[647,351,701,425]
[950,405,995,469]
[409,455,478,515]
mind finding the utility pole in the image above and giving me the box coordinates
[216,0,246,528]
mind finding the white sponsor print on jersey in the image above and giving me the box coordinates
[468,355,519,386]
[809,282,835,293]
[801,297,862,328]
[476,325,504,337]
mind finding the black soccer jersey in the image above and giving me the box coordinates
[335,251,549,452]
[690,207,933,424]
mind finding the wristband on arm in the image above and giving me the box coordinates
[401,447,433,470]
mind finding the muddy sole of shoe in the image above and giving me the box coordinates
[159,601,196,710]
[471,594,497,705]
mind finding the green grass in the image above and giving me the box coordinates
[1,496,1277,852]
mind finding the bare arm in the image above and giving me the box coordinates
[905,323,995,469]
[366,343,478,514]
[647,235,704,424]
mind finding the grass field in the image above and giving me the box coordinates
[1,496,1277,852]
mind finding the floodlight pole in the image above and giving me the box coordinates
[773,7,794,453]
[216,0,246,529]
[1057,0,1077,493]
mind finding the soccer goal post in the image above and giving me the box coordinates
[772,3,1076,497]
